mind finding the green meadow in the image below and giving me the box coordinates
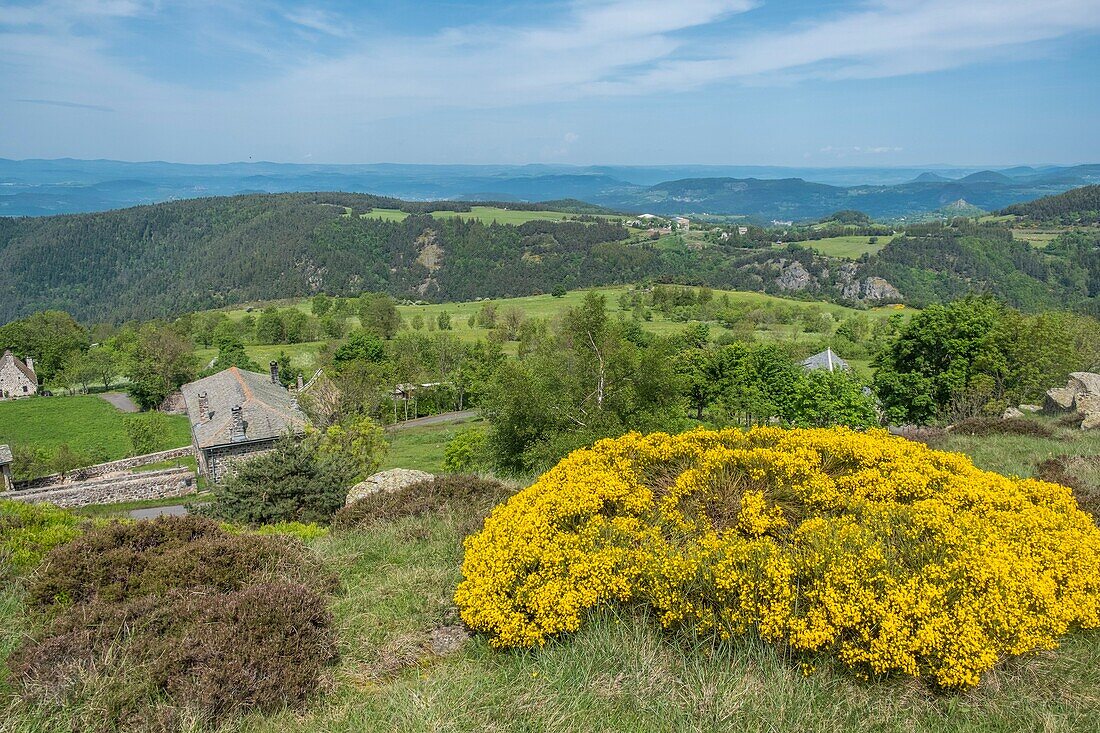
[0,396,191,464]
[801,234,894,259]
[360,206,619,226]
[203,286,914,374]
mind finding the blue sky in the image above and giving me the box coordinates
[1,0,1098,165]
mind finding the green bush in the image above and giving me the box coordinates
[332,474,514,530]
[443,428,490,472]
[0,500,85,579]
[13,516,339,730]
[202,436,357,526]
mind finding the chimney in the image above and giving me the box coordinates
[296,373,304,391]
[230,405,245,441]
[25,356,34,374]
[197,391,209,422]
[270,360,279,385]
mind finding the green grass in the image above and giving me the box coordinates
[360,206,617,226]
[802,235,894,259]
[194,341,325,376]
[197,286,916,373]
[0,396,191,464]
[930,417,1100,482]
[1010,228,1065,249]
[5,424,1100,731]
[381,420,481,474]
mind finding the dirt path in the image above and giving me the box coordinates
[388,410,478,431]
[99,392,140,413]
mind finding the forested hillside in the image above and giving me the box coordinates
[2,192,1099,324]
[1001,185,1100,223]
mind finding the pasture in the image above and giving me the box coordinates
[801,234,894,259]
[360,206,618,226]
[200,286,915,373]
[0,396,191,466]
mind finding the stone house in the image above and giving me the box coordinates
[0,350,37,400]
[0,444,12,492]
[181,363,307,483]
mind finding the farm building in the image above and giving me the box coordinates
[800,348,850,373]
[0,444,12,491]
[181,363,307,483]
[0,350,37,400]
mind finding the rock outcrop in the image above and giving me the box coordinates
[1044,372,1100,429]
[345,468,433,505]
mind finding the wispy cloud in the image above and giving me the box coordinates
[16,97,114,112]
[0,0,1097,161]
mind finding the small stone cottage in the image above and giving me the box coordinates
[0,350,37,400]
[181,363,307,483]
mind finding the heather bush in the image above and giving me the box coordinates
[10,581,336,731]
[26,515,334,612]
[333,474,514,530]
[950,416,1054,438]
[1038,455,1100,522]
[11,516,339,731]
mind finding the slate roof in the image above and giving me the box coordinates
[181,367,307,450]
[800,348,850,372]
[0,444,12,465]
[1,350,36,383]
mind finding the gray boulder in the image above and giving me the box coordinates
[346,468,433,506]
[1002,407,1024,419]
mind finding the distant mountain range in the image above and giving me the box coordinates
[2,158,1098,221]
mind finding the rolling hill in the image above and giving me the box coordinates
[2,191,1098,325]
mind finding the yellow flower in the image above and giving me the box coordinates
[454,427,1100,689]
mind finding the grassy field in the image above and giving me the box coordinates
[360,206,617,226]
[0,396,191,463]
[930,419,1100,480]
[381,419,482,474]
[802,234,894,259]
[1010,228,1066,248]
[4,419,1100,731]
[201,286,914,373]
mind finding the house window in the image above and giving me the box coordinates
[22,386,28,393]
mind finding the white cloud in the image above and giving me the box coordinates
[1,0,1097,160]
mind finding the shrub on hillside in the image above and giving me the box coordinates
[1037,455,1100,522]
[202,435,358,525]
[11,582,336,731]
[455,427,1100,690]
[26,514,334,611]
[951,417,1055,437]
[0,500,85,579]
[12,516,338,730]
[443,428,491,473]
[332,474,514,530]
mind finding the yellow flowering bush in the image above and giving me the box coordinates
[455,427,1100,689]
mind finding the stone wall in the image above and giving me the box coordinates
[0,362,37,400]
[15,446,194,490]
[1,468,196,508]
[203,439,278,483]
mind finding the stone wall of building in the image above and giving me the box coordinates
[15,446,194,490]
[203,439,278,483]
[0,363,37,400]
[1,467,196,508]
